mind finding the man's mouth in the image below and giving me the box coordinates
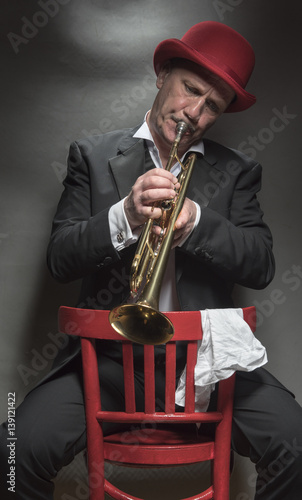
[172,116,196,135]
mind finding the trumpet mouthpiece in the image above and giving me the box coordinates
[176,121,188,135]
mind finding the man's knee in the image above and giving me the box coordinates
[1,414,55,478]
[273,423,302,470]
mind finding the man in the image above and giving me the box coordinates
[1,21,302,500]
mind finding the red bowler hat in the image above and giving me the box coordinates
[153,21,256,113]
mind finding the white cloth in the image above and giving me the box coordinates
[175,308,268,412]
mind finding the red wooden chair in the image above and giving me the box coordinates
[58,306,256,500]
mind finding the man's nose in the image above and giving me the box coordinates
[184,97,205,123]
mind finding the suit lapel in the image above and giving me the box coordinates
[108,129,222,206]
[176,140,221,284]
[186,140,220,208]
[108,130,146,200]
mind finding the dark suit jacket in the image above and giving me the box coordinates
[46,125,275,376]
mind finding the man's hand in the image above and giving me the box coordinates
[124,168,179,230]
[172,197,197,247]
[149,197,197,247]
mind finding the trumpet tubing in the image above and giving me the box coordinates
[109,121,197,345]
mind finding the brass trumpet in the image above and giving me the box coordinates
[109,121,196,345]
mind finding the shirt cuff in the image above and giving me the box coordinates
[108,198,141,251]
[109,199,200,250]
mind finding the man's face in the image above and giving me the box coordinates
[148,60,235,156]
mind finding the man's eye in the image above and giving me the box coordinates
[206,100,219,114]
[185,84,198,95]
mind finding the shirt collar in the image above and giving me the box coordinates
[133,114,204,165]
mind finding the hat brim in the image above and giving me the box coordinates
[153,39,256,113]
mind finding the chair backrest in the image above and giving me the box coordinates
[58,306,256,420]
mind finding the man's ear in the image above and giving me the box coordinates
[156,61,172,89]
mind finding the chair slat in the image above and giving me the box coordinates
[96,410,223,424]
[165,343,176,413]
[185,341,198,413]
[144,346,155,413]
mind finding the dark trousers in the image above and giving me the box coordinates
[1,353,302,500]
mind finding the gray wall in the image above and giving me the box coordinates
[1,1,301,498]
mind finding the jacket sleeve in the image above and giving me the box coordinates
[182,159,275,290]
[47,141,121,283]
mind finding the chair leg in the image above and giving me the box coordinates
[86,420,105,500]
[81,338,106,499]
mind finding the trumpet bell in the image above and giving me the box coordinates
[109,304,174,345]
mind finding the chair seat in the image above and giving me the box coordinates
[104,428,215,465]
